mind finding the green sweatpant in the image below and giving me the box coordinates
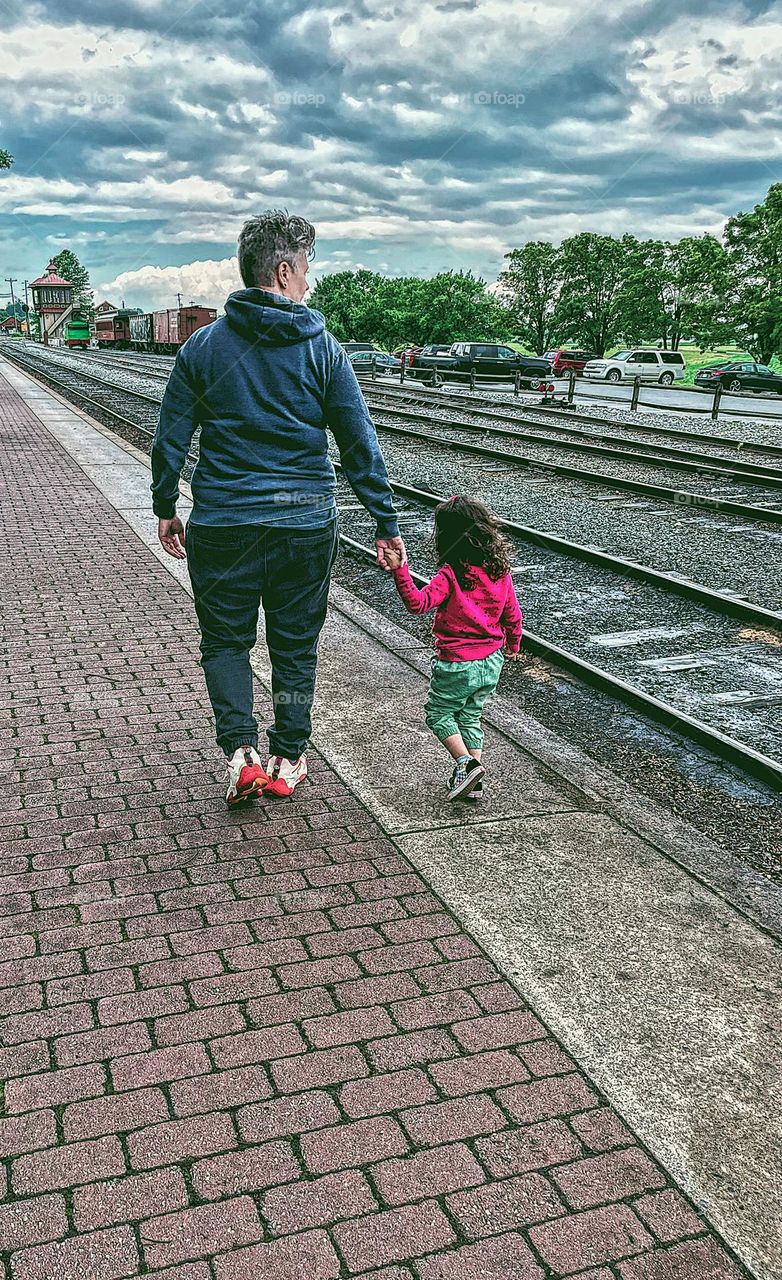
[424,649,505,750]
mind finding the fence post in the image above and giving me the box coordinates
[371,356,377,381]
[514,370,521,397]
[568,368,575,405]
[630,375,641,411]
[711,383,722,420]
[400,356,405,384]
[469,363,476,393]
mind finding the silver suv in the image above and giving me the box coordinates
[583,349,686,386]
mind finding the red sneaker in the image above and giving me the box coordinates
[264,754,308,797]
[225,746,269,806]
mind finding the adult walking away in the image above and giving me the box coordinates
[151,210,404,803]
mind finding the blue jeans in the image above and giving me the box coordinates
[186,521,339,759]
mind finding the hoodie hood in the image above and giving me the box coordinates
[224,288,326,346]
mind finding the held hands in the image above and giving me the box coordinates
[376,536,406,572]
[158,516,187,559]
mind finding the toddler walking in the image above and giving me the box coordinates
[385,495,522,800]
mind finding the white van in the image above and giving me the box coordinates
[582,349,686,386]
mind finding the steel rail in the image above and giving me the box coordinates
[366,417,782,524]
[333,467,782,630]
[362,384,782,478]
[7,348,779,789]
[339,532,782,788]
[8,349,781,629]
[359,377,782,459]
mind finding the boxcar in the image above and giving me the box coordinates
[129,313,153,348]
[150,306,217,353]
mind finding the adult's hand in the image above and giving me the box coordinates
[158,516,187,560]
[376,535,406,571]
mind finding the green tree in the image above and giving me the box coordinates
[412,271,510,346]
[624,236,731,349]
[52,248,94,320]
[497,242,560,354]
[308,269,385,342]
[552,233,628,355]
[309,269,510,349]
[724,184,782,363]
[0,149,12,169]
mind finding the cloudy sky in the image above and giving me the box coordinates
[1,0,780,312]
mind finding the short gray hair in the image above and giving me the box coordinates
[237,210,316,288]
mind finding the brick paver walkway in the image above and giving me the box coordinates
[0,369,747,1279]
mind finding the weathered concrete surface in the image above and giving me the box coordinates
[332,585,782,940]
[395,814,782,1280]
[255,609,590,833]
[8,354,781,1279]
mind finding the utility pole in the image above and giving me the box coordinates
[23,280,34,338]
[5,277,17,325]
[175,292,183,309]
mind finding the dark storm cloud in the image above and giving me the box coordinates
[2,0,781,300]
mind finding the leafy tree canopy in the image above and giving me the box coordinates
[724,184,782,363]
[52,248,95,320]
[308,269,511,349]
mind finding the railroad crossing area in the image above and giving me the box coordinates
[0,356,780,1280]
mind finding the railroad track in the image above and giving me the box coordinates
[365,409,782,524]
[8,341,782,615]
[8,343,781,624]
[359,377,782,460]
[22,347,782,523]
[7,344,781,788]
[80,351,173,377]
[47,349,782,466]
[336,479,782,787]
[360,385,782,502]
[367,368,782,423]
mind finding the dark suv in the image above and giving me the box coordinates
[543,348,599,375]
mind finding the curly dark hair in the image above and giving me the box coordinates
[432,495,512,587]
[237,210,316,288]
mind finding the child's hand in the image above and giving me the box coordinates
[383,548,404,570]
[503,647,521,661]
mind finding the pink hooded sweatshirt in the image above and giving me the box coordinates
[392,562,523,662]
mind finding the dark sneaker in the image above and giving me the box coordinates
[463,779,484,801]
[447,758,485,801]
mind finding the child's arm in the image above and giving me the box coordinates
[391,562,452,615]
[501,576,523,656]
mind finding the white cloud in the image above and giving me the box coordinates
[98,256,241,311]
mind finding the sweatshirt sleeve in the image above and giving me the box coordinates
[151,349,200,519]
[324,343,400,538]
[392,563,452,615]
[501,576,523,653]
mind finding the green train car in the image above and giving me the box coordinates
[64,317,91,349]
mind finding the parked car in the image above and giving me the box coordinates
[348,350,401,374]
[341,342,378,355]
[582,349,686,386]
[694,361,782,396]
[543,348,600,376]
[412,342,551,386]
[401,343,450,368]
